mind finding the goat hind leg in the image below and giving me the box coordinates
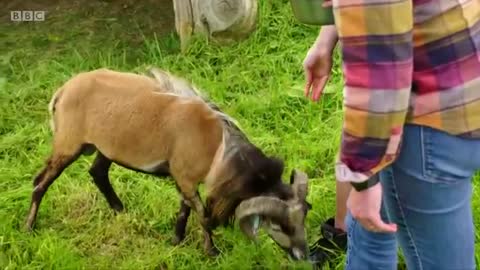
[26,150,81,231]
[88,152,124,212]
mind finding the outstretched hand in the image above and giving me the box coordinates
[303,25,337,102]
[303,46,333,102]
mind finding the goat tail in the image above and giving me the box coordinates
[47,87,64,132]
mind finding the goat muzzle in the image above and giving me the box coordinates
[234,169,310,239]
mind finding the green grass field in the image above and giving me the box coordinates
[1,1,479,269]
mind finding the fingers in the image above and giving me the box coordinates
[304,71,313,97]
[322,0,333,7]
[358,215,397,233]
[304,74,328,102]
[312,76,329,101]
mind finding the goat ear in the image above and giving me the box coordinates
[289,169,296,185]
[290,169,309,200]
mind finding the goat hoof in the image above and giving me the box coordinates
[111,203,124,212]
[207,246,220,257]
[24,224,33,233]
[171,236,184,246]
[24,223,36,234]
[24,218,36,233]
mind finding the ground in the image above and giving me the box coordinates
[0,0,479,269]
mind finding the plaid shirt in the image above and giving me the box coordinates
[333,0,480,183]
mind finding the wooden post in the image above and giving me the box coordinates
[173,0,194,53]
[173,0,258,52]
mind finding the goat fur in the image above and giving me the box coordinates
[146,68,293,226]
[27,68,294,254]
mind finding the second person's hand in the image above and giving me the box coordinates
[303,25,338,102]
[322,0,332,7]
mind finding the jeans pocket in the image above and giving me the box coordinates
[422,126,480,184]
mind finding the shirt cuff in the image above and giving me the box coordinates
[335,161,372,183]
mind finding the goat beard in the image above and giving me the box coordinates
[204,196,231,228]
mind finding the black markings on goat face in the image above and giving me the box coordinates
[263,201,310,261]
[235,169,312,261]
[265,169,311,261]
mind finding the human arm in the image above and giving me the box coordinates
[334,0,414,187]
[333,0,414,232]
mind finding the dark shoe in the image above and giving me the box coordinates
[308,218,347,269]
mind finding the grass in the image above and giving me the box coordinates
[0,0,479,269]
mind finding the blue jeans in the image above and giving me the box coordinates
[345,124,480,270]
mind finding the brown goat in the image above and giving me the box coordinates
[25,68,312,260]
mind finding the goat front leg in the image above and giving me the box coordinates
[189,193,218,256]
[172,196,191,245]
[177,182,218,256]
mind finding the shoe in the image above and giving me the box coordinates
[308,217,347,269]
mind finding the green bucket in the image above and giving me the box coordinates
[290,0,335,26]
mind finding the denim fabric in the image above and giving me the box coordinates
[345,124,480,270]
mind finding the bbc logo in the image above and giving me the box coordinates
[10,11,46,22]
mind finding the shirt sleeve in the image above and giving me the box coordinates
[332,0,414,183]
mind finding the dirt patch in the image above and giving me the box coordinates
[0,0,178,67]
[0,0,175,33]
[1,0,176,42]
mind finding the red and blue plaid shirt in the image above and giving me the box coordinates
[333,0,480,183]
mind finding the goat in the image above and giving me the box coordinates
[25,68,312,260]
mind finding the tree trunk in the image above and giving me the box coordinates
[173,0,258,52]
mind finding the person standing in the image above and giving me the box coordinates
[303,25,350,269]
[304,0,480,269]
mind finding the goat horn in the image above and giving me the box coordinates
[290,169,309,200]
[235,196,289,239]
